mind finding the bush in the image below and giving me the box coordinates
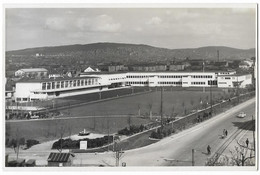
[26,139,40,148]
[52,136,114,149]
[167,129,172,136]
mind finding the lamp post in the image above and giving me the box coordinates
[160,86,163,129]
[210,80,213,115]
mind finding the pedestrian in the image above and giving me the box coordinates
[207,145,211,155]
[225,130,228,137]
[246,138,249,147]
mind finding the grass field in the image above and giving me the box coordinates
[6,87,234,144]
[61,87,228,117]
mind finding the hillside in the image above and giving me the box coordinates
[6,43,255,64]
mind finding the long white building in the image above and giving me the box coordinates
[126,72,218,87]
[13,71,253,102]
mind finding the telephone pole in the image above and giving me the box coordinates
[160,86,163,129]
[210,81,213,114]
[252,115,255,151]
[192,149,195,166]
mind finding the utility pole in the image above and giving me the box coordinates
[217,50,219,62]
[252,115,255,151]
[107,116,110,152]
[203,59,205,93]
[237,76,240,104]
[192,149,195,166]
[210,81,213,115]
[160,86,163,129]
[115,150,124,167]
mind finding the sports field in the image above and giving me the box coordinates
[61,87,228,117]
[6,87,233,143]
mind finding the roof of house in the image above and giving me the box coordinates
[47,153,71,162]
[17,68,48,72]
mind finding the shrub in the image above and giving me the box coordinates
[26,139,40,148]
[167,129,172,136]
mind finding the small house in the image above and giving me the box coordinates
[47,152,74,167]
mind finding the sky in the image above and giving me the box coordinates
[5,6,256,51]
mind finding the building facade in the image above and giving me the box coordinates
[13,71,253,102]
[15,68,48,78]
[217,74,252,88]
[126,72,217,87]
[15,76,100,102]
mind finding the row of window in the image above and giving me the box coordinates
[220,77,236,80]
[16,98,28,102]
[41,78,98,90]
[126,82,149,84]
[191,75,213,78]
[158,82,182,85]
[126,75,214,79]
[109,77,126,81]
[191,82,206,85]
[158,75,182,78]
[126,75,150,78]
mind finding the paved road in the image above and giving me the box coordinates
[73,98,255,167]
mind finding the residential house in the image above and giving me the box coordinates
[239,62,250,69]
[15,68,48,78]
[84,66,101,73]
[168,64,185,71]
[47,152,74,167]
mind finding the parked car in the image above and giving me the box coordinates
[30,115,39,119]
[237,112,246,118]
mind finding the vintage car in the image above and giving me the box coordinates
[237,112,246,118]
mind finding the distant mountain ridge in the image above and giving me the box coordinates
[6,42,255,63]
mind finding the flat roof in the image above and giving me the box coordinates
[218,74,251,77]
[18,68,48,72]
[127,71,218,73]
[17,76,99,83]
[80,71,128,75]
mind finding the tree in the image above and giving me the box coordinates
[206,141,255,166]
[57,123,66,153]
[148,103,153,119]
[10,128,22,159]
[170,105,175,118]
[190,99,194,108]
[127,115,131,129]
[138,104,141,116]
[182,101,186,115]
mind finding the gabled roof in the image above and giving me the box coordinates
[47,152,71,162]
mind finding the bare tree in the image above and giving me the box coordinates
[206,141,255,166]
[138,104,141,116]
[229,140,255,166]
[57,122,66,153]
[67,123,73,139]
[148,103,153,119]
[182,101,186,115]
[127,115,131,129]
[10,128,24,160]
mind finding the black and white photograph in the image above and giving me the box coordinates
[2,2,258,171]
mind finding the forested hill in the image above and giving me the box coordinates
[6,43,255,63]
